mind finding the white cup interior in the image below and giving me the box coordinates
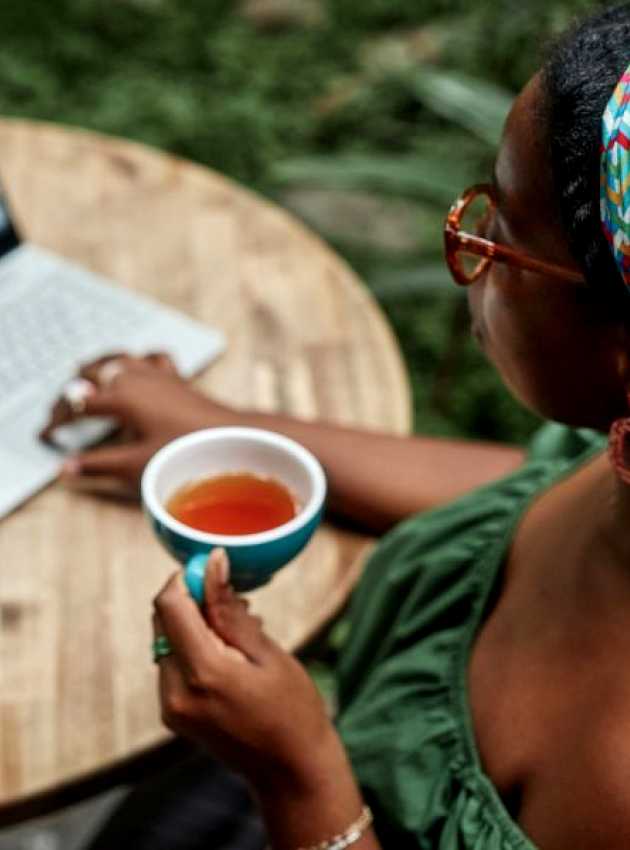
[142,428,326,545]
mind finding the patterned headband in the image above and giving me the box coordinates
[601,64,630,289]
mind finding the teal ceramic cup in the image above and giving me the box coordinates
[141,427,327,596]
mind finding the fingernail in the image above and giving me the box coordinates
[210,548,230,585]
[61,457,81,477]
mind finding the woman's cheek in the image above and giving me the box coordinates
[468,275,508,355]
[466,278,488,348]
[471,280,539,401]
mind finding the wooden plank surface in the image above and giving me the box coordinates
[0,120,412,815]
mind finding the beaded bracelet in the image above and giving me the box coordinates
[296,805,373,850]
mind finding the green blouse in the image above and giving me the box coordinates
[337,425,606,849]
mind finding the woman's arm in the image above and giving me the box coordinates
[153,549,381,849]
[42,354,525,533]
[255,771,380,850]
[228,410,524,532]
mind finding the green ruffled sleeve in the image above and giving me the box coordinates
[526,422,605,462]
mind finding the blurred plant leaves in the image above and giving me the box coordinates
[271,68,506,301]
[411,68,513,146]
[273,149,477,205]
[368,262,454,297]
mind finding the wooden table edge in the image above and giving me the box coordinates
[0,739,190,828]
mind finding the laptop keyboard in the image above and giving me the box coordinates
[0,242,225,518]
[0,250,150,404]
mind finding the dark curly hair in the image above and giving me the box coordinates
[543,2,630,306]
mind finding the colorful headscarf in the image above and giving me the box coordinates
[601,65,630,288]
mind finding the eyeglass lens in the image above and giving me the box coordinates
[456,192,493,281]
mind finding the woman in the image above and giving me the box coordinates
[47,4,630,848]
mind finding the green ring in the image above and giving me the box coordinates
[152,635,173,663]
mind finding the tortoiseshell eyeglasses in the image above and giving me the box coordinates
[444,184,584,287]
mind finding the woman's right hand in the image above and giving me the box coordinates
[153,549,377,850]
[40,353,235,491]
[153,549,343,789]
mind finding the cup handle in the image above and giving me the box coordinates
[184,552,212,605]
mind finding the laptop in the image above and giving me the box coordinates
[0,185,225,519]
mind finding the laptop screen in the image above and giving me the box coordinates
[0,189,21,258]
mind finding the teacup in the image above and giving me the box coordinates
[141,427,327,595]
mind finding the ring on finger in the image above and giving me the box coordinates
[152,635,173,663]
[63,378,95,416]
[97,359,126,388]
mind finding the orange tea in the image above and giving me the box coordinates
[167,472,297,535]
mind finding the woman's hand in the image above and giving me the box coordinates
[41,353,234,491]
[153,549,376,850]
[153,548,345,793]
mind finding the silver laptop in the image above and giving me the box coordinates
[0,187,225,519]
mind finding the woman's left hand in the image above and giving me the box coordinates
[153,548,349,795]
[41,353,234,492]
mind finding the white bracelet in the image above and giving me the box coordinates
[296,805,373,850]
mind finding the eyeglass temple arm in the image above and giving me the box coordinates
[446,227,584,284]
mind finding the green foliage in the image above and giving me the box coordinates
[0,0,607,443]
[0,2,350,186]
[327,0,467,30]
[441,0,609,90]
[273,147,479,206]
[411,69,512,147]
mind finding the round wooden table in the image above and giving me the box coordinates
[0,120,412,824]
